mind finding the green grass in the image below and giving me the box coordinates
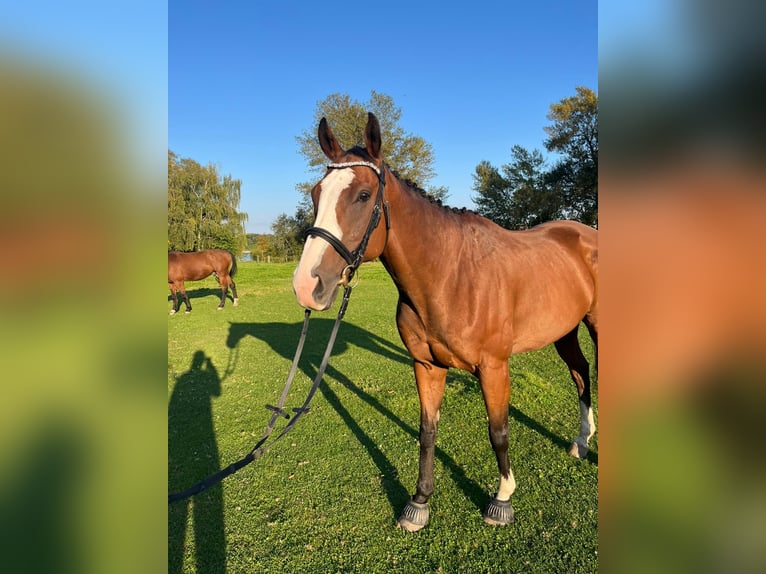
[168,261,598,573]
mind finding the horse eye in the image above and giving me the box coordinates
[357,191,371,203]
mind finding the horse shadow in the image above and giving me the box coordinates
[227,319,492,518]
[167,287,236,305]
[226,319,592,517]
[168,351,226,574]
[450,368,598,464]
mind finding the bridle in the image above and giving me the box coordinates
[303,161,390,286]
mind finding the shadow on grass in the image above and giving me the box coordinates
[168,351,226,574]
[509,405,598,464]
[407,362,599,465]
[167,287,236,311]
[227,319,489,519]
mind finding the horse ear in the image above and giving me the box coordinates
[364,112,382,161]
[318,117,344,161]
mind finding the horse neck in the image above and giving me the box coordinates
[379,175,465,289]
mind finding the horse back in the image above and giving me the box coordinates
[395,219,598,367]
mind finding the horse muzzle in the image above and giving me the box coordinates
[293,265,341,311]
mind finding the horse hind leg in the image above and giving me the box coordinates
[216,274,229,310]
[229,277,239,306]
[223,274,239,307]
[554,325,595,459]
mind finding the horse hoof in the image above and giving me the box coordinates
[217,306,224,311]
[184,310,191,314]
[483,496,514,526]
[397,499,429,532]
[169,309,176,315]
[568,441,588,459]
[233,298,239,307]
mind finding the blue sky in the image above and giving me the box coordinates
[170,1,597,234]
[3,2,596,235]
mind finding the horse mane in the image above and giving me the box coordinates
[344,146,474,216]
[389,168,474,216]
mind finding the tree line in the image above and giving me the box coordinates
[472,86,597,228]
[168,88,597,259]
[167,151,248,253]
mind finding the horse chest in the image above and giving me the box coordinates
[398,303,485,371]
[427,338,478,372]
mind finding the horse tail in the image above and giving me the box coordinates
[228,250,238,278]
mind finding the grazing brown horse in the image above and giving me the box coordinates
[292,113,598,532]
[168,249,239,314]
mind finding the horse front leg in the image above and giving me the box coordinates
[169,287,178,315]
[217,284,228,310]
[397,361,447,532]
[480,361,516,526]
[170,282,189,314]
[180,287,191,313]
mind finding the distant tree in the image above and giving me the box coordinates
[294,91,448,201]
[274,91,448,248]
[254,235,271,260]
[471,87,597,229]
[269,213,302,261]
[168,151,248,252]
[473,146,561,229]
[472,160,514,229]
[245,233,274,261]
[544,86,598,226]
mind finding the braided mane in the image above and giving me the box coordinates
[343,145,474,216]
[389,168,474,216]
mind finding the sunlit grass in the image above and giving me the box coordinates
[168,261,597,573]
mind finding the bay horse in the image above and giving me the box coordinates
[168,249,239,314]
[292,113,598,532]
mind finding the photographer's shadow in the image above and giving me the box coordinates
[168,351,225,574]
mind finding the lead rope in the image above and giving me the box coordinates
[168,285,353,503]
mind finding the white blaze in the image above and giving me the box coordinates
[293,169,356,308]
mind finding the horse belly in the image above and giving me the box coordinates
[510,286,591,353]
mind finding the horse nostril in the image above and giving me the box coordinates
[312,274,325,298]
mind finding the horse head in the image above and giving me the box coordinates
[292,112,389,310]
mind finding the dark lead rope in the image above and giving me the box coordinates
[170,161,386,504]
[168,286,353,504]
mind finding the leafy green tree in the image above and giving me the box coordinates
[294,91,447,201]
[544,86,598,226]
[473,146,561,229]
[471,87,597,229]
[269,213,302,261]
[472,160,514,229]
[276,91,448,249]
[168,151,248,253]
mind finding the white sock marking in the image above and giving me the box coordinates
[497,469,517,501]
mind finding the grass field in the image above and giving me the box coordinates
[168,261,598,573]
